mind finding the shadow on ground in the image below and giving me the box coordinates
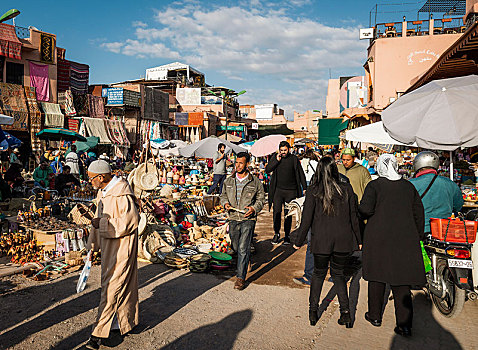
[160,309,253,350]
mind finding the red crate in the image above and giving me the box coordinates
[430,218,477,243]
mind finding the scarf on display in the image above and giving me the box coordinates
[73,93,89,116]
[376,154,401,181]
[88,94,105,118]
[58,90,77,116]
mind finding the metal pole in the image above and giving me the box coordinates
[450,150,454,180]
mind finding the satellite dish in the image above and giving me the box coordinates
[0,9,20,24]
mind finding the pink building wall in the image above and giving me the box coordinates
[367,31,461,110]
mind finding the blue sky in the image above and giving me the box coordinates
[4,0,426,117]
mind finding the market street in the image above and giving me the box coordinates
[1,210,477,350]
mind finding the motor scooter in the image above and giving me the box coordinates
[424,215,477,318]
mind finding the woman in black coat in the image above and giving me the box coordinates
[359,154,425,337]
[293,157,361,328]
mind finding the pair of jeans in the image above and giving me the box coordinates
[272,188,297,237]
[368,282,413,328]
[309,252,351,312]
[229,220,256,280]
[207,174,226,195]
[303,230,314,281]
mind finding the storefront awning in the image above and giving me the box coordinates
[317,119,349,145]
[257,124,294,136]
[0,24,21,60]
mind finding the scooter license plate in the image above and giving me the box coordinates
[448,259,473,269]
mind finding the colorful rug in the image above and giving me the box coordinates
[0,83,28,130]
[70,62,89,94]
[0,24,21,60]
[58,89,76,116]
[88,94,105,118]
[73,93,89,116]
[24,86,42,151]
[57,58,71,92]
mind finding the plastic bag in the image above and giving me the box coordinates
[420,241,432,273]
[76,251,92,293]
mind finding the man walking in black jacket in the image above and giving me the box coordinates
[266,141,307,245]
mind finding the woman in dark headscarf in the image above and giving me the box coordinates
[293,157,361,328]
[359,154,425,337]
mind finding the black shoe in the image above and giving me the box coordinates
[271,234,280,245]
[394,326,412,337]
[85,336,102,350]
[309,309,319,326]
[283,236,291,245]
[365,312,382,327]
[338,310,353,328]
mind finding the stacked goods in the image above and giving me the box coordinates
[189,253,212,273]
[164,252,188,269]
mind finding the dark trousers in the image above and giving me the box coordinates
[229,220,256,280]
[304,230,314,280]
[310,252,351,312]
[207,174,226,195]
[368,281,413,328]
[272,188,297,237]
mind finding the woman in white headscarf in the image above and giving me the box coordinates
[359,154,425,337]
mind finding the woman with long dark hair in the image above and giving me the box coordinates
[293,157,361,328]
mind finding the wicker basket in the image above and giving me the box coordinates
[68,203,95,226]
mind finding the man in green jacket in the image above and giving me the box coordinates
[33,161,54,188]
[337,148,371,203]
[220,152,265,290]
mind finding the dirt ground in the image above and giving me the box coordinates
[1,210,478,350]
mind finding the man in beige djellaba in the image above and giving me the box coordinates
[85,160,140,350]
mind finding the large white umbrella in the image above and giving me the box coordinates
[345,121,416,146]
[250,135,286,157]
[382,75,478,151]
[179,136,246,158]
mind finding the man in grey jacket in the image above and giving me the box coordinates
[220,152,265,290]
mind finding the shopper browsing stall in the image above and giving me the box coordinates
[85,160,140,350]
[208,143,227,194]
[33,161,54,188]
[220,152,265,290]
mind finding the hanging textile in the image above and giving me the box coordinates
[88,94,105,118]
[24,86,42,151]
[29,62,49,101]
[0,83,28,130]
[41,102,64,128]
[58,89,76,116]
[68,118,79,132]
[114,145,127,159]
[73,93,89,116]
[57,58,70,92]
[70,62,89,94]
[0,24,21,60]
[106,119,130,147]
[40,33,55,64]
[82,117,112,144]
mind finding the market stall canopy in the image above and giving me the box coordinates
[0,114,13,125]
[317,119,349,145]
[382,75,478,151]
[71,136,99,153]
[345,121,415,146]
[179,136,246,158]
[36,128,87,142]
[250,135,286,157]
[257,124,294,137]
[218,133,243,143]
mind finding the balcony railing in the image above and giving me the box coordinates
[373,17,465,40]
[14,26,30,39]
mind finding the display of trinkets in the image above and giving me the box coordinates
[69,184,96,201]
[17,204,52,223]
[0,229,45,264]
